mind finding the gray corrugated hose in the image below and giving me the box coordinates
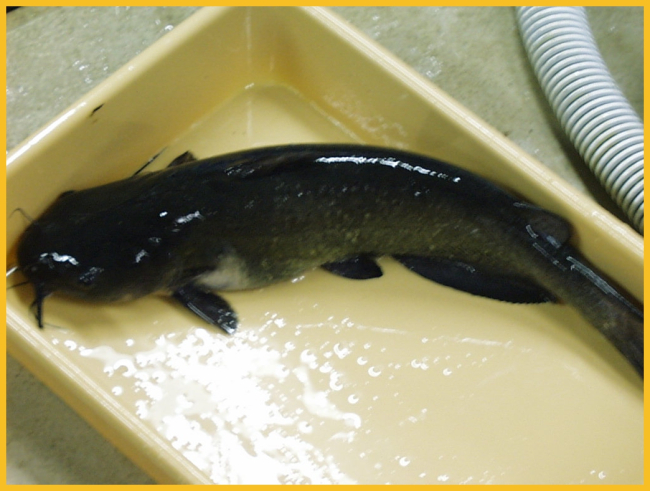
[516,7,643,233]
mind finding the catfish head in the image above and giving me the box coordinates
[16,188,186,327]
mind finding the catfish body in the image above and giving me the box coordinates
[16,144,643,375]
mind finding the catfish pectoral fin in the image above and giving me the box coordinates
[322,256,383,280]
[394,255,557,304]
[172,284,238,334]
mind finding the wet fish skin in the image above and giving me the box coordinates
[16,144,643,376]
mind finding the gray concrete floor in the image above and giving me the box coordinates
[6,6,643,484]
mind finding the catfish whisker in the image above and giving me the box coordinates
[10,207,35,224]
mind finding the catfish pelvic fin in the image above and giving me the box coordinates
[322,256,383,280]
[172,284,238,334]
[394,255,557,304]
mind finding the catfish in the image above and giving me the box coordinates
[15,144,643,376]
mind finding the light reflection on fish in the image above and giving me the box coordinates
[15,144,643,376]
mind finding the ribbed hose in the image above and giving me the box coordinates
[516,7,644,233]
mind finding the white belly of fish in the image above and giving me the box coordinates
[195,253,253,291]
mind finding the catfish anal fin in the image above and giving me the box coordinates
[394,255,556,304]
[322,256,383,280]
[172,284,238,334]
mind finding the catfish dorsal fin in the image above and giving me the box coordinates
[513,202,572,246]
[224,151,312,179]
[167,151,198,168]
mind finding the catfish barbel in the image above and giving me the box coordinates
[15,144,643,376]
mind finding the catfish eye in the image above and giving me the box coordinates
[78,266,104,287]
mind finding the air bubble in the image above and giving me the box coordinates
[333,342,351,359]
[64,340,77,351]
[329,373,344,391]
[300,349,316,362]
[297,421,313,434]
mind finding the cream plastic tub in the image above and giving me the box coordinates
[6,7,643,484]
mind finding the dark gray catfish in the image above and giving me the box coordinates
[16,144,643,376]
